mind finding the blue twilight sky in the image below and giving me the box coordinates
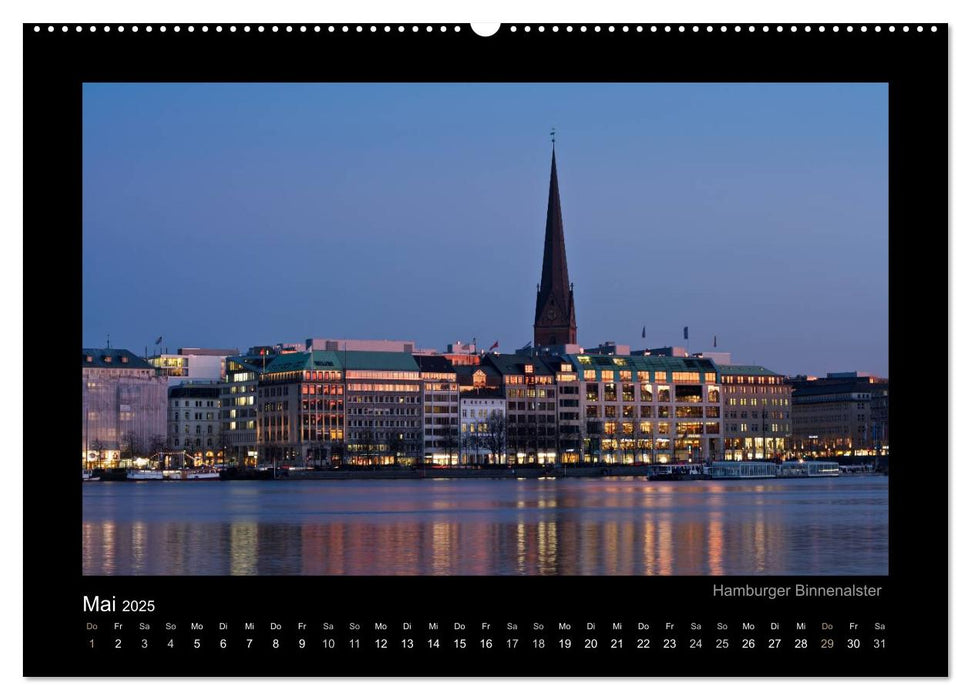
[82,83,888,377]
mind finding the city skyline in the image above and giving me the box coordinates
[83,83,888,376]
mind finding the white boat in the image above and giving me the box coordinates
[161,469,220,481]
[81,470,100,482]
[185,470,220,480]
[707,461,778,479]
[127,469,164,480]
[779,461,841,477]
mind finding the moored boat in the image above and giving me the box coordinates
[649,464,711,481]
[778,461,841,478]
[185,470,220,480]
[127,468,164,480]
[707,461,778,480]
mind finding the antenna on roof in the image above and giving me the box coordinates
[106,334,110,349]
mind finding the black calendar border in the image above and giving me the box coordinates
[23,22,947,677]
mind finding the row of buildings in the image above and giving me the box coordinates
[81,340,888,469]
[81,145,888,468]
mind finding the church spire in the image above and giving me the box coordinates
[534,140,577,347]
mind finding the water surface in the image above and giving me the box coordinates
[82,476,888,576]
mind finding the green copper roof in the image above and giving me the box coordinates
[263,351,343,374]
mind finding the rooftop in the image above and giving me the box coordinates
[263,351,343,374]
[414,355,455,374]
[484,353,557,376]
[564,353,719,381]
[82,348,153,370]
[169,383,221,398]
[718,364,782,377]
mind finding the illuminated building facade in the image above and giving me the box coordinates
[148,347,237,387]
[168,382,223,465]
[719,365,791,460]
[343,351,423,466]
[415,355,460,465]
[82,348,167,466]
[567,354,723,464]
[481,354,561,464]
[459,390,506,466]
[789,372,889,456]
[257,350,345,466]
[220,348,274,466]
[443,341,482,366]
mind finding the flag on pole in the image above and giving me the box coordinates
[683,326,689,340]
[641,326,646,339]
[155,336,163,345]
[488,340,499,351]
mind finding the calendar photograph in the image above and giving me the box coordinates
[24,21,947,678]
[80,80,890,577]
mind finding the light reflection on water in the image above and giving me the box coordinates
[81,476,887,576]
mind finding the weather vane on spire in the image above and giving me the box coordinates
[550,127,556,144]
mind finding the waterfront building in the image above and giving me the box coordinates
[552,357,583,463]
[256,351,344,467]
[718,365,791,461]
[148,347,238,387]
[343,351,423,466]
[566,354,723,464]
[481,354,561,464]
[220,347,277,466]
[82,348,167,467]
[789,372,889,456]
[459,390,507,466]
[414,355,460,465]
[533,146,578,348]
[167,381,223,465]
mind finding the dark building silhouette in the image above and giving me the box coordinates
[533,147,577,347]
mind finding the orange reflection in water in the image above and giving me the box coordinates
[80,477,888,576]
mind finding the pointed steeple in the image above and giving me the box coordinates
[534,143,577,347]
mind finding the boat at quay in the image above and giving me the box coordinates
[84,460,847,482]
[648,465,711,481]
[707,460,840,480]
[82,468,223,481]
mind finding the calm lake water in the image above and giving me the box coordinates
[82,476,887,576]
